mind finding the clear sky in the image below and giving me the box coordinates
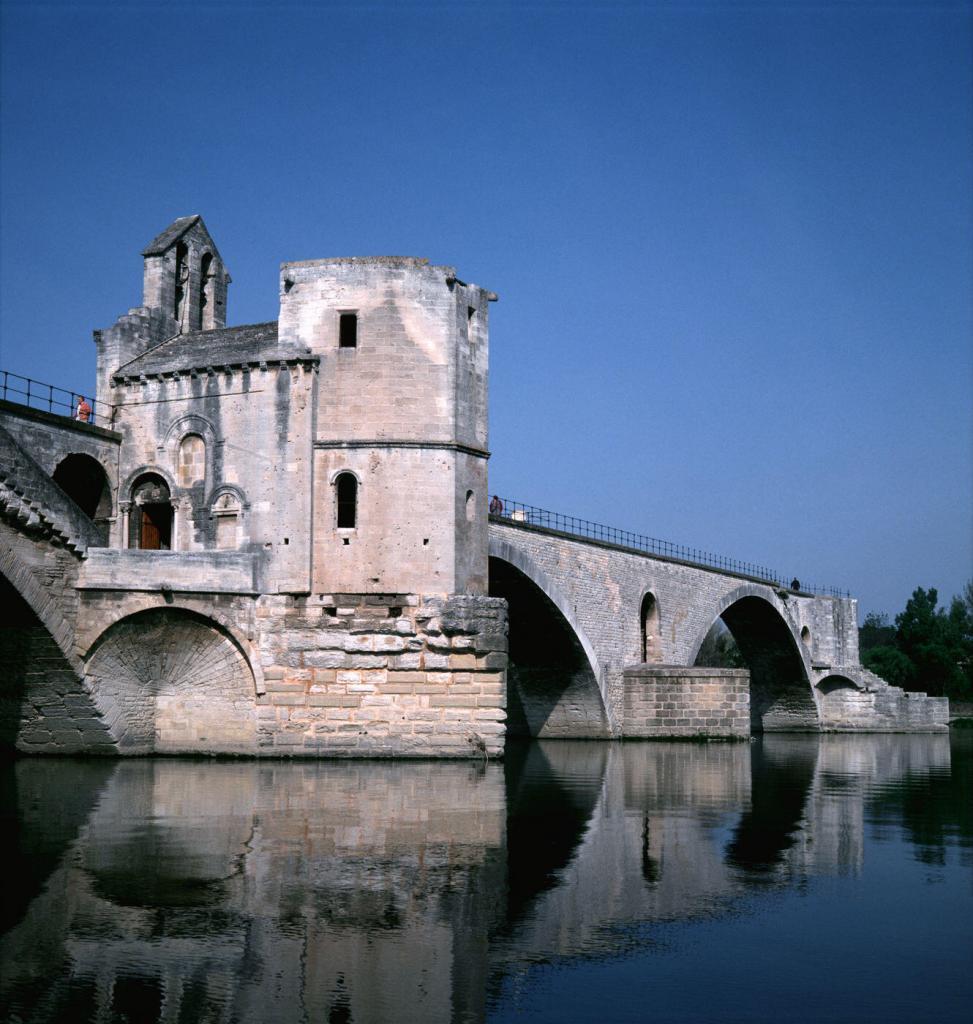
[1,0,970,620]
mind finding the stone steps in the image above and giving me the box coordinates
[858,667,948,727]
[0,424,100,555]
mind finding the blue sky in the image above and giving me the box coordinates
[1,0,970,619]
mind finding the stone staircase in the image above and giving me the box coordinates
[0,422,101,555]
[822,665,950,732]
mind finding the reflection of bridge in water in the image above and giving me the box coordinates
[0,734,957,1024]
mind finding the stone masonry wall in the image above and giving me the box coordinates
[622,666,750,738]
[109,360,316,592]
[0,402,121,481]
[491,522,858,732]
[253,593,508,757]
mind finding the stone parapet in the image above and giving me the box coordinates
[78,549,259,594]
[622,665,750,739]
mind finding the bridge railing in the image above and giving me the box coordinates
[0,369,112,428]
[489,497,850,598]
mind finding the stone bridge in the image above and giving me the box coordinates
[0,400,949,758]
[488,516,948,737]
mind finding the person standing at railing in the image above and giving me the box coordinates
[489,495,503,516]
[75,395,91,422]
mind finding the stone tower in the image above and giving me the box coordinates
[141,215,230,334]
[277,255,497,597]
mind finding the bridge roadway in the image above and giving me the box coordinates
[0,402,949,755]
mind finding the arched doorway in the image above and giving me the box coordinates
[129,474,173,550]
[52,454,112,545]
[489,556,609,738]
[695,595,816,732]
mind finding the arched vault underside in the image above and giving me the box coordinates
[706,596,818,732]
[0,570,116,755]
[84,608,257,754]
[489,556,610,739]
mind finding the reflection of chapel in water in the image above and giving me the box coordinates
[0,734,957,1024]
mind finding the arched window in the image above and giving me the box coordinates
[177,434,206,487]
[174,242,189,325]
[130,474,172,550]
[640,592,661,663]
[198,252,214,330]
[465,489,475,522]
[335,473,358,529]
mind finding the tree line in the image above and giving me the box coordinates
[860,583,973,701]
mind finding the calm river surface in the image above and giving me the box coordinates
[2,734,970,1024]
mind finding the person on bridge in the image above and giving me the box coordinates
[75,396,92,423]
[489,495,503,516]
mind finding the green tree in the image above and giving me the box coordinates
[862,585,973,700]
[695,621,745,668]
[859,611,896,653]
[862,644,914,687]
[895,587,966,698]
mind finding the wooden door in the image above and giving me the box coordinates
[139,503,171,550]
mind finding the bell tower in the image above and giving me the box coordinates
[141,214,231,332]
[94,215,233,411]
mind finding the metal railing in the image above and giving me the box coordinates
[0,369,112,427]
[488,497,849,598]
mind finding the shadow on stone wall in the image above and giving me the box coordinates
[489,557,609,738]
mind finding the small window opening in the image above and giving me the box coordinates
[336,472,357,528]
[388,605,402,618]
[640,592,661,663]
[283,537,289,545]
[339,313,358,349]
[325,606,338,617]
[467,306,476,340]
[423,538,429,546]
[343,538,350,545]
[197,252,214,330]
[465,489,475,522]
[174,242,189,325]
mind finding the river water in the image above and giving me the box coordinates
[1,733,970,1024]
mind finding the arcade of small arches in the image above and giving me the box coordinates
[49,438,372,553]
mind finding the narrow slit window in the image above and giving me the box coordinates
[339,313,358,349]
[336,473,357,528]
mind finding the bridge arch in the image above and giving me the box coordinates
[83,606,258,753]
[814,673,871,730]
[52,452,113,544]
[83,600,265,696]
[690,584,818,732]
[0,536,116,753]
[489,539,609,738]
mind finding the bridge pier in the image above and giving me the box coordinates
[622,666,750,739]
